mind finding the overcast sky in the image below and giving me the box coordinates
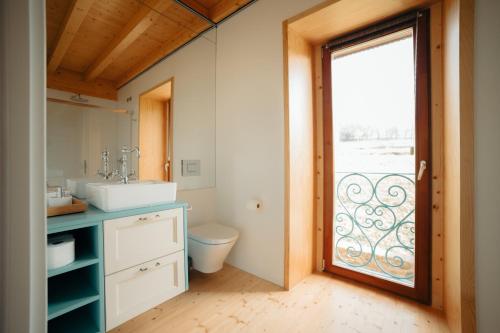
[331,31,415,138]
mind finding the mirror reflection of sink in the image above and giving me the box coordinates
[67,177,114,199]
[86,181,177,212]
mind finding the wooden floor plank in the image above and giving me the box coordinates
[110,265,448,333]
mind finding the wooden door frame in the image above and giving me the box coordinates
[321,10,432,304]
[138,77,174,181]
[164,98,173,181]
[284,0,476,329]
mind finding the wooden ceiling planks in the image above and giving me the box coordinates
[47,67,118,100]
[179,0,210,17]
[47,0,95,72]
[84,0,165,81]
[115,21,209,86]
[59,0,143,73]
[197,0,220,8]
[209,0,253,23]
[46,0,255,100]
[113,1,211,86]
[101,1,210,82]
[46,0,73,56]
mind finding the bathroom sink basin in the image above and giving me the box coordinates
[85,181,177,212]
[67,177,110,199]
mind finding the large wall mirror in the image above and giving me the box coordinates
[46,100,133,187]
[46,22,216,191]
[121,23,217,191]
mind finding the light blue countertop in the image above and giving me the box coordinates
[47,201,189,234]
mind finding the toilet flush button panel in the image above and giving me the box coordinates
[182,160,201,176]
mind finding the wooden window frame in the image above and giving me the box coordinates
[321,10,432,304]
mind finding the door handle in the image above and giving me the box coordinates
[417,160,427,181]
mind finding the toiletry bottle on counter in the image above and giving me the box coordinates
[47,185,72,207]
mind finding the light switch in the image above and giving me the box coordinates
[182,160,201,176]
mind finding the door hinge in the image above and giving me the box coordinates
[321,259,325,271]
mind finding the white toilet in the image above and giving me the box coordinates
[188,223,239,273]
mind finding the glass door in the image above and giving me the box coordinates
[322,11,431,303]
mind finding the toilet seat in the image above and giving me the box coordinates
[188,223,239,245]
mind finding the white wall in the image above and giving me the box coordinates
[215,0,322,286]
[1,0,46,332]
[47,102,85,185]
[46,101,132,186]
[177,188,217,227]
[117,0,324,286]
[117,0,323,286]
[118,31,216,192]
[474,0,500,331]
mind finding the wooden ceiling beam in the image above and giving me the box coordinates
[94,0,253,87]
[48,0,95,73]
[116,28,202,88]
[48,68,118,100]
[209,0,251,23]
[84,0,163,82]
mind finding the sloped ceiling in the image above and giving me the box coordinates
[46,0,254,100]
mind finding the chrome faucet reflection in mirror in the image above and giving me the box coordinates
[97,149,117,180]
[96,146,141,184]
[117,145,141,184]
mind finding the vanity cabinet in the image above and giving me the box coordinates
[105,251,185,329]
[47,203,188,333]
[104,208,186,330]
[104,208,184,275]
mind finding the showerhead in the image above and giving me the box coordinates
[70,94,89,103]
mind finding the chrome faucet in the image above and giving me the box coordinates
[97,149,117,180]
[117,145,140,184]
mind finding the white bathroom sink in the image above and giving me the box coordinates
[85,181,177,212]
[67,177,109,199]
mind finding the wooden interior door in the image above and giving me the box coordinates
[139,97,168,181]
[322,10,431,303]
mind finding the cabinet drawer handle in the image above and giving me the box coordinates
[138,217,148,222]
[155,262,161,267]
[139,267,148,272]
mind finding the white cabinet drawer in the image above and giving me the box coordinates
[105,251,185,331]
[104,208,184,275]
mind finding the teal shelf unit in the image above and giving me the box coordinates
[47,221,104,332]
[48,301,101,333]
[48,265,100,320]
[47,202,189,333]
[48,253,100,278]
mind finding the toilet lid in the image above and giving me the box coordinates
[188,223,239,245]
